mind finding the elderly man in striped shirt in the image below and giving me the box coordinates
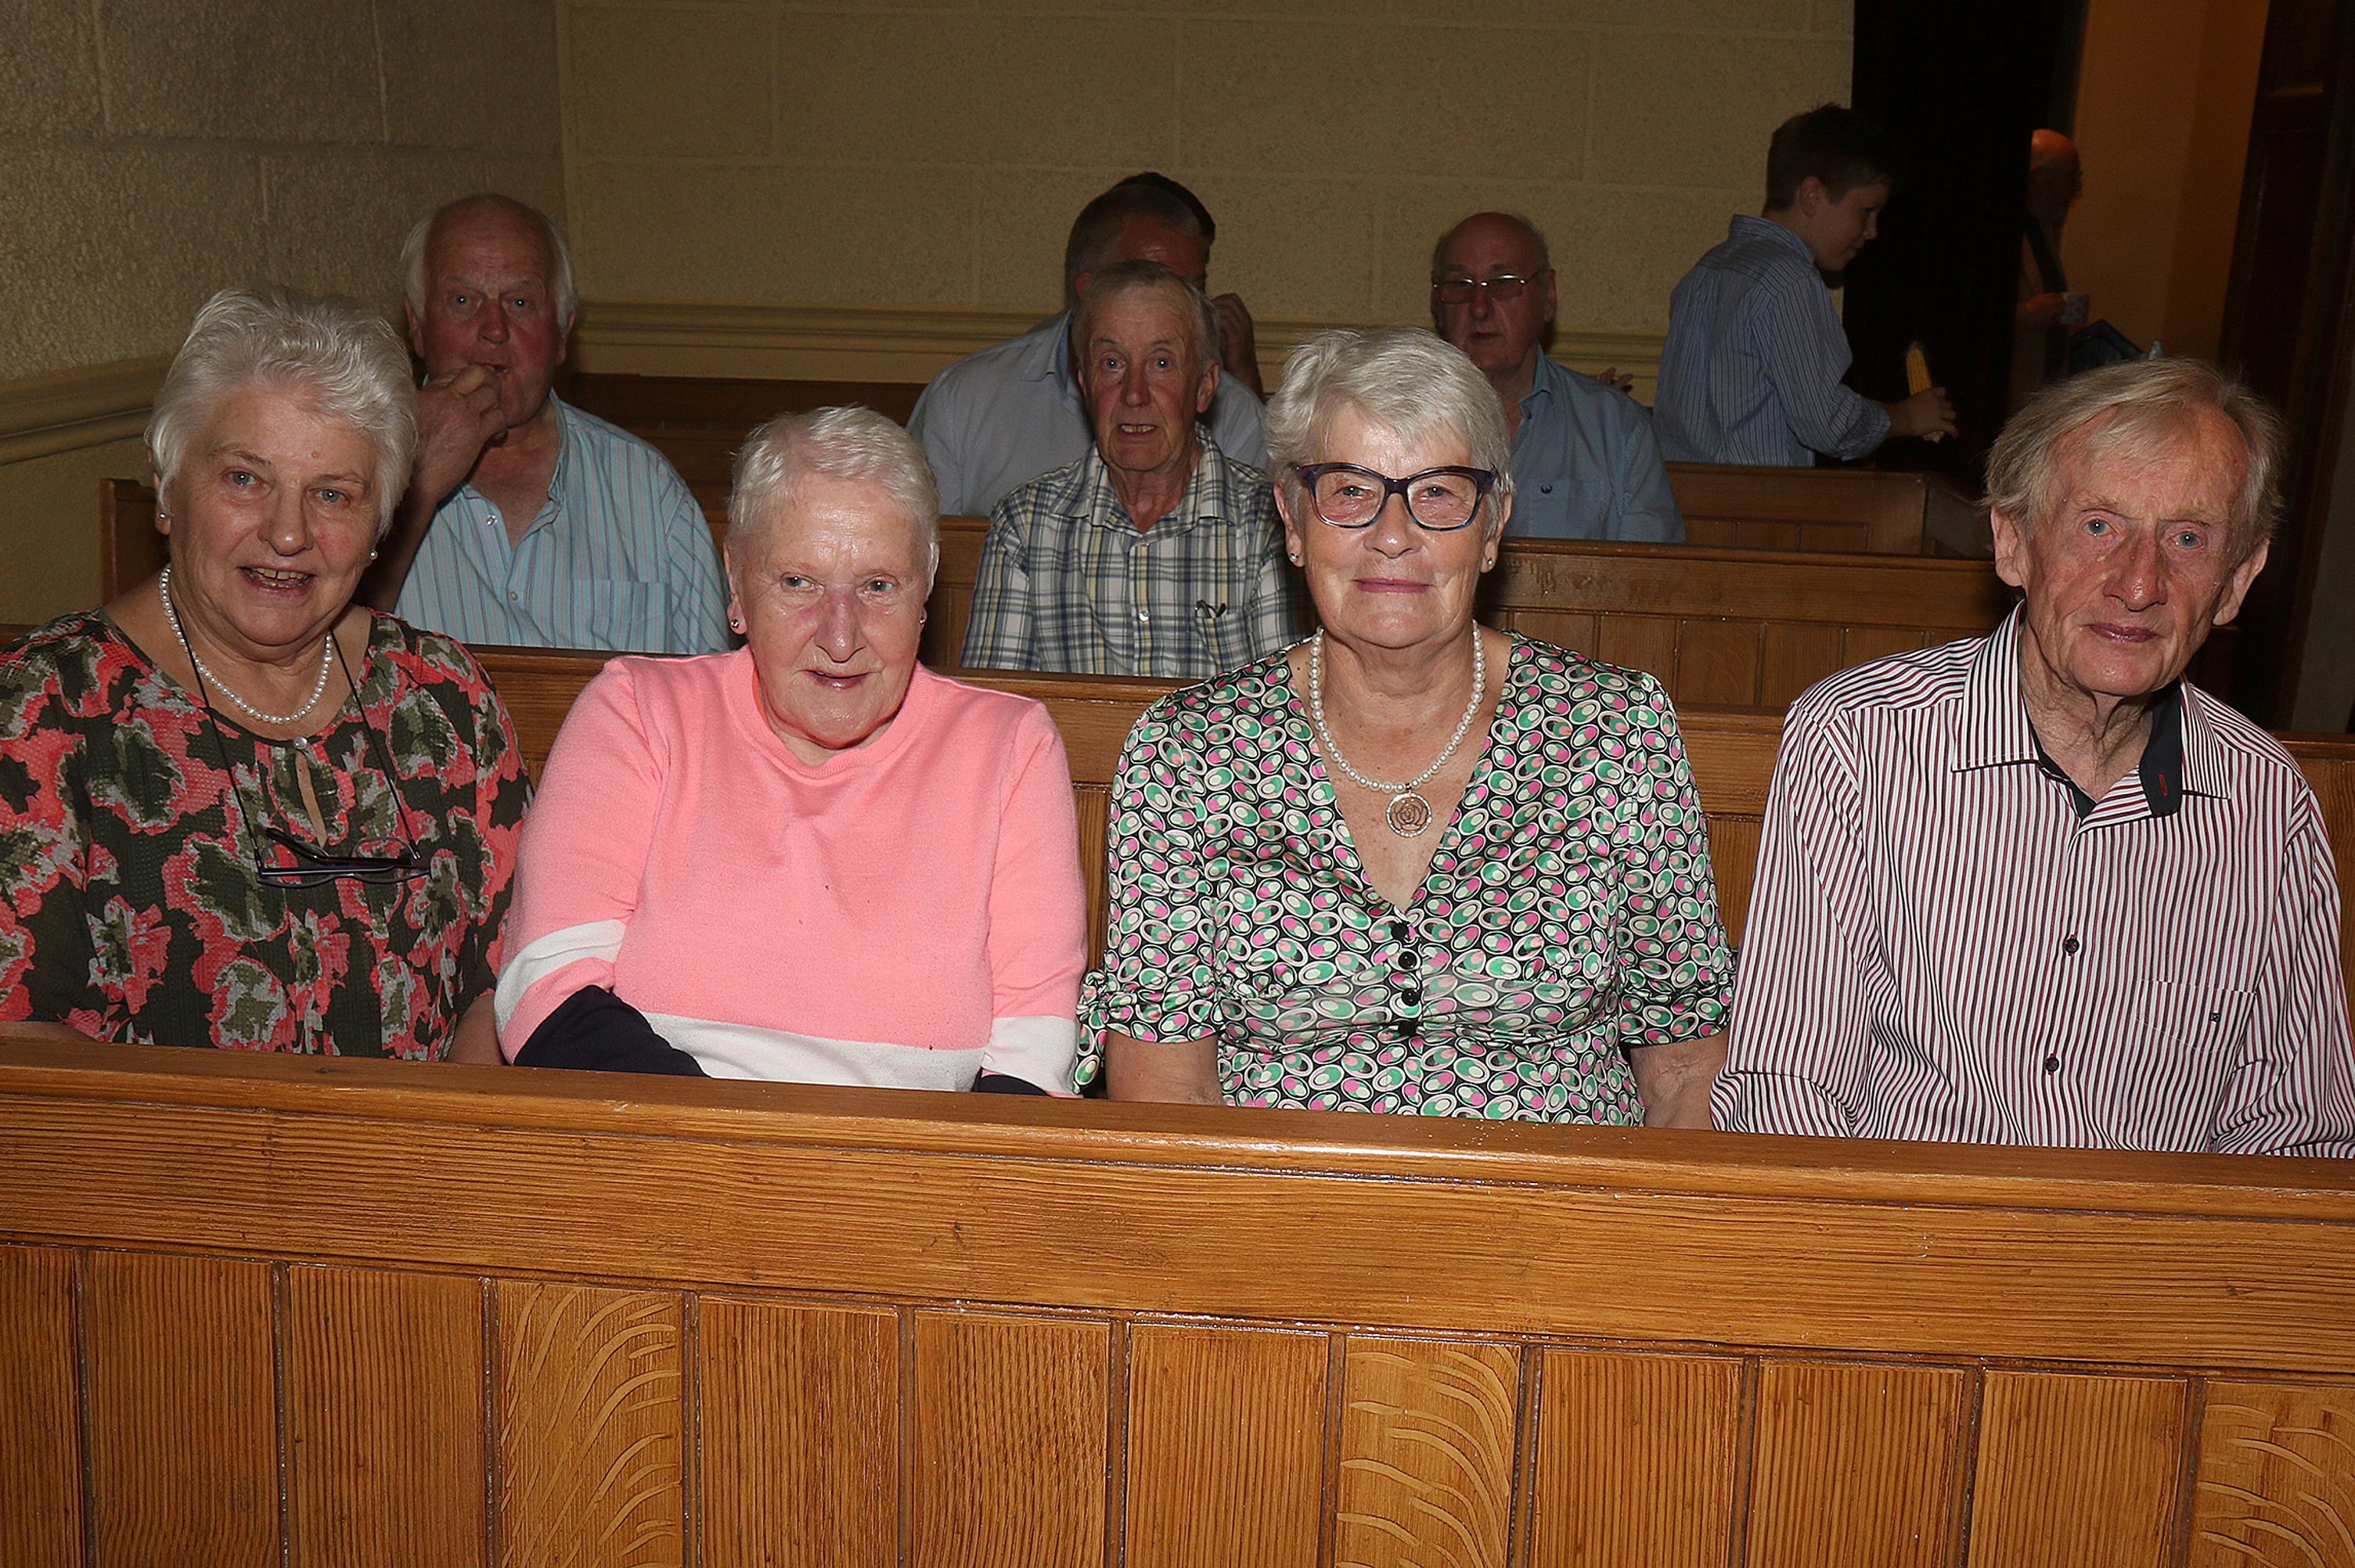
[1716,359,2355,1156]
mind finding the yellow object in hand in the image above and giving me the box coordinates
[1904,342,1946,442]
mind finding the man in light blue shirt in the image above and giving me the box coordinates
[1655,105,1957,468]
[367,195,729,654]
[1431,213,1682,541]
[910,177,1267,520]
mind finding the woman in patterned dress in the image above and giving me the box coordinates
[1080,328,1734,1124]
[0,288,527,1059]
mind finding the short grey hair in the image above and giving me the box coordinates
[1986,358,2285,556]
[1062,178,1208,306]
[1266,328,1515,534]
[400,194,578,328]
[728,405,941,588]
[1071,261,1220,384]
[1430,211,1552,278]
[146,286,417,535]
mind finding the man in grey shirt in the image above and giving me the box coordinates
[909,177,1268,519]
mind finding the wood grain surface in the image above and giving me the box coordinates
[83,1250,281,1567]
[1122,1322,1327,1568]
[0,1245,84,1568]
[494,1281,684,1568]
[2188,1380,2355,1568]
[1528,1349,1742,1567]
[1333,1336,1520,1568]
[284,1265,488,1568]
[1743,1360,1968,1568]
[1965,1372,2185,1568]
[698,1296,898,1568]
[909,1311,1110,1568]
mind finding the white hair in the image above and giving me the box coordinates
[1266,328,1514,532]
[1072,261,1220,380]
[146,286,417,536]
[399,194,578,328]
[728,405,941,588]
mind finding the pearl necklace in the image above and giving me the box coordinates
[1309,628,1486,837]
[157,566,335,728]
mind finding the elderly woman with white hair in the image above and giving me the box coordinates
[496,406,1087,1090]
[0,286,528,1058]
[1081,328,1735,1124]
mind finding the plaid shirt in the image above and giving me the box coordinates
[960,433,1302,678]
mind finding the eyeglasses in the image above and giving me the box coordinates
[257,826,423,887]
[1431,272,1541,305]
[1295,463,1496,532]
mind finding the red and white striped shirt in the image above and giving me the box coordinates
[1713,613,2355,1156]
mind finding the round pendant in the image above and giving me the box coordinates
[1386,791,1432,836]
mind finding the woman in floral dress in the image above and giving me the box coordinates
[0,287,525,1059]
[1081,328,1733,1124]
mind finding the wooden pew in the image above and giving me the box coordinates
[474,649,2355,985]
[2,1034,2350,1566]
[556,371,1989,556]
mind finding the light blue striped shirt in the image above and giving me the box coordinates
[1505,353,1684,541]
[394,398,731,654]
[1655,215,1891,468]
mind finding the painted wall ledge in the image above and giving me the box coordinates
[570,300,1668,400]
[0,357,169,466]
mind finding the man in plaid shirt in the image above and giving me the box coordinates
[960,262,1302,679]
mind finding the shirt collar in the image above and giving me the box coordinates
[1074,430,1231,536]
[1520,351,1566,419]
[1732,212,1817,267]
[1043,311,1076,394]
[544,394,575,510]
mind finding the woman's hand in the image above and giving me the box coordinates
[1103,1032,1223,1104]
[1630,1031,1727,1128]
[444,994,506,1065]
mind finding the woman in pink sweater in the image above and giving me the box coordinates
[495,407,1086,1093]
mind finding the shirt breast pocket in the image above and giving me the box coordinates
[572,579,661,652]
[2110,980,2254,1139]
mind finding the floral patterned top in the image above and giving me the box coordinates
[0,611,528,1058]
[1077,636,1734,1121]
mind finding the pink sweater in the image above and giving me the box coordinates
[496,654,1086,1091]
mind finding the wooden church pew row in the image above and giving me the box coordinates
[557,369,1986,556]
[0,1031,2348,1567]
[98,479,2032,711]
[471,649,2355,987]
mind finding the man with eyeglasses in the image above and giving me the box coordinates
[1430,213,1683,541]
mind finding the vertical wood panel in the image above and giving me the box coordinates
[284,1266,488,1568]
[1124,1323,1326,1568]
[1595,617,1681,686]
[910,1311,1109,1568]
[1966,1372,2184,1568]
[1529,1349,1741,1567]
[1503,610,1600,658]
[699,1298,897,1568]
[1333,1336,1519,1568]
[1676,620,1767,707]
[1745,1361,1968,1568]
[1075,785,1111,966]
[1759,622,1846,707]
[0,1246,84,1567]
[1705,817,1763,947]
[84,1250,280,1568]
[495,1281,684,1568]
[2188,1381,2355,1568]
[1842,625,1940,666]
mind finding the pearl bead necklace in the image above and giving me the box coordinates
[1309,628,1486,837]
[157,565,334,728]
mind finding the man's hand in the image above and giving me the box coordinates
[1212,292,1264,400]
[1590,365,1637,394]
[1886,386,1959,441]
[412,365,506,508]
[2017,292,2069,333]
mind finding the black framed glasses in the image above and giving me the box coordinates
[257,825,423,887]
[1431,272,1540,305]
[1296,463,1496,532]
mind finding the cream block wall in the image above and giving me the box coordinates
[0,0,567,623]
[560,0,1853,363]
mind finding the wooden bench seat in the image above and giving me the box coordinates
[2,1034,2349,1565]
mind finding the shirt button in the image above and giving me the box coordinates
[2062,935,2080,955]
[508,590,520,602]
[2044,1055,2061,1074]
[1136,609,1150,624]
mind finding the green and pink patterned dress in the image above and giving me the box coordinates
[1077,636,1733,1122]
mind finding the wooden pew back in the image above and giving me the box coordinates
[2,1036,2350,1566]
